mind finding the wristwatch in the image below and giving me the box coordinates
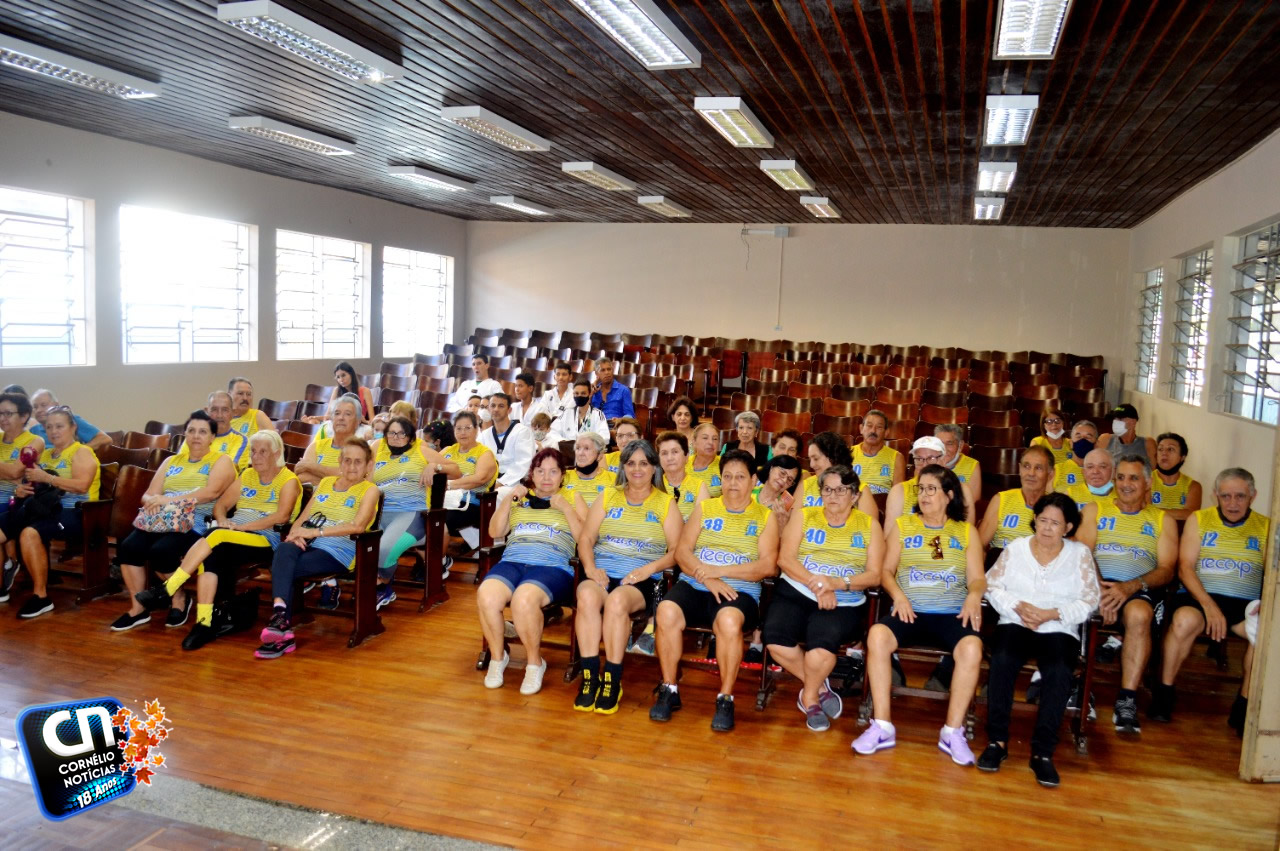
[843,576,852,591]
[1138,576,1149,593]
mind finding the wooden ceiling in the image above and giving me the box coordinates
[1,1,1278,226]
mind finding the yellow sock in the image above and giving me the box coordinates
[164,569,192,596]
[196,603,213,627]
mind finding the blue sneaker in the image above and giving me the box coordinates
[376,583,396,610]
[318,583,340,610]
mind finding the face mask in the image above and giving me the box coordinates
[1156,460,1184,476]
[532,429,547,441]
[1087,482,1114,496]
[526,495,551,510]
[388,441,411,456]
[1046,429,1065,440]
[372,429,384,440]
[942,452,960,469]
[1072,439,1094,460]
[578,459,599,475]
[1112,420,1128,437]
[479,408,493,423]
[574,396,589,408]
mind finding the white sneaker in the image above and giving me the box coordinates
[484,651,509,688]
[503,620,518,639]
[520,659,547,695]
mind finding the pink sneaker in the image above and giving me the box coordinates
[938,727,975,766]
[851,721,896,755]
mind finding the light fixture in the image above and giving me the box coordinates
[637,196,691,218]
[984,95,1039,145]
[490,196,551,216]
[388,165,472,192]
[228,116,355,156]
[978,161,1018,193]
[441,106,551,152]
[974,196,1006,221]
[994,0,1074,59]
[567,0,701,70]
[217,1,403,83]
[799,196,840,219]
[562,162,635,191]
[0,33,162,99]
[693,97,774,148]
[760,160,814,191]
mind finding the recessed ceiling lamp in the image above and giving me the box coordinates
[490,195,551,216]
[0,33,162,99]
[217,1,403,83]
[760,160,814,191]
[994,0,1074,59]
[974,196,1006,221]
[228,116,355,156]
[637,196,691,218]
[562,162,635,191]
[693,97,774,148]
[799,196,840,219]
[984,95,1039,145]
[441,106,551,152]
[388,165,472,192]
[978,161,1018,193]
[567,0,701,70]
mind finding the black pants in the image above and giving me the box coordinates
[445,502,481,535]
[985,624,1078,758]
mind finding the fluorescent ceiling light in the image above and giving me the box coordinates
[562,161,635,191]
[994,0,1074,59]
[228,116,355,156]
[637,195,691,218]
[760,160,814,191]
[0,33,162,99]
[568,0,701,70]
[441,106,551,152]
[799,196,840,219]
[693,97,774,148]
[984,95,1039,145]
[388,165,472,192]
[978,161,1018,193]
[974,196,1006,221]
[217,1,403,83]
[490,195,551,216]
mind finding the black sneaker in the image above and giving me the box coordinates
[254,637,296,659]
[182,623,217,652]
[0,559,20,602]
[441,556,453,580]
[744,645,763,665]
[17,595,53,619]
[1113,695,1141,734]
[134,585,172,613]
[594,671,622,715]
[1148,684,1176,723]
[165,596,192,628]
[1228,694,1248,734]
[711,695,735,732]
[1067,683,1096,721]
[1030,755,1060,787]
[574,669,598,712]
[649,684,681,722]
[110,611,151,631]
[976,742,1008,772]
[318,583,340,610]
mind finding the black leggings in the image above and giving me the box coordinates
[202,542,275,600]
[118,529,201,574]
[445,502,481,535]
[985,624,1079,757]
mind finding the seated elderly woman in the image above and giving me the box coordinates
[753,454,801,523]
[441,410,499,559]
[657,431,711,521]
[0,391,44,600]
[133,430,301,650]
[686,423,723,498]
[721,411,769,470]
[562,432,610,507]
[477,447,586,695]
[978,492,1099,788]
[574,439,683,714]
[603,417,641,476]
[764,464,884,732]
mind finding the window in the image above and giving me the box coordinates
[276,230,369,360]
[382,247,452,357]
[0,187,92,366]
[119,206,255,364]
[1169,248,1213,406]
[1224,221,1280,424]
[1134,267,1163,395]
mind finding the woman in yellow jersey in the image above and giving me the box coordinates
[657,431,710,521]
[666,396,698,448]
[1153,467,1270,729]
[562,432,610,507]
[134,430,301,651]
[228,377,275,437]
[603,417,641,477]
[256,439,380,660]
[477,448,585,694]
[1030,408,1073,468]
[801,432,852,508]
[884,436,976,526]
[651,450,779,732]
[573,440,683,714]
[685,423,723,498]
[853,466,984,765]
[296,394,361,485]
[1150,432,1202,521]
[978,445,1055,557]
[0,406,99,619]
[441,411,498,551]
[753,454,800,523]
[0,392,43,575]
[765,464,884,732]
[112,411,236,632]
[852,409,905,496]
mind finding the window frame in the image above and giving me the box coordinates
[1223,220,1280,425]
[1134,267,1163,395]
[274,229,371,362]
[381,246,453,358]
[1168,247,1213,407]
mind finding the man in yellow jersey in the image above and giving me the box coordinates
[934,424,982,502]
[884,436,975,525]
[1065,448,1113,510]
[201,391,249,471]
[1151,468,1269,732]
[1150,432,1202,521]
[228,377,276,437]
[1076,455,1177,735]
[851,409,904,496]
[1054,420,1097,492]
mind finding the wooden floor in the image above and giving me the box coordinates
[2,574,1278,849]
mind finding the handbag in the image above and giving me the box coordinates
[133,497,198,534]
[12,478,63,525]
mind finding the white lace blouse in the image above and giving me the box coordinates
[985,536,1100,637]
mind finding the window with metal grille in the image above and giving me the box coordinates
[1224,221,1280,424]
[1169,249,1213,406]
[0,186,92,366]
[276,229,369,361]
[1135,267,1163,395]
[120,206,255,364]
[382,247,452,358]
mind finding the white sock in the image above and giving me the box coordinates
[1030,670,1042,683]
[749,641,763,650]
[322,578,337,587]
[874,719,896,735]
[666,683,678,692]
[941,725,957,739]
[718,693,734,701]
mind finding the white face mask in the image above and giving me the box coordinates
[532,429,547,441]
[1111,419,1128,437]
[479,408,493,424]
[1046,429,1065,440]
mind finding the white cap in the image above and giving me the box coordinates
[911,436,945,455]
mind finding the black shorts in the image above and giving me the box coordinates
[662,579,759,633]
[877,610,979,652]
[1115,588,1164,626]
[446,502,481,535]
[1171,592,1250,627]
[606,575,659,616]
[761,579,866,654]
[3,506,82,548]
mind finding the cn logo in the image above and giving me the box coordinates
[42,706,116,757]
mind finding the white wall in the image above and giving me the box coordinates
[0,112,466,430]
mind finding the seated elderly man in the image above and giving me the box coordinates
[1065,448,1114,510]
[1150,432,1203,521]
[590,359,634,424]
[478,392,534,494]
[29,389,110,453]
[228,377,276,437]
[933,424,982,502]
[447,354,503,413]
[183,391,249,472]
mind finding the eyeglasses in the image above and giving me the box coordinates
[918,484,942,496]
[1043,418,1064,426]
[0,409,18,418]
[385,430,408,438]
[912,454,943,465]
[821,486,852,497]
[928,535,944,560]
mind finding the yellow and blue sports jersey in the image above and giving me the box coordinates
[895,514,969,614]
[308,477,378,569]
[442,442,496,503]
[1054,459,1083,492]
[1151,472,1194,511]
[1189,507,1270,600]
[594,487,674,579]
[951,454,979,485]
[0,429,41,501]
[1031,436,1074,469]
[900,479,921,516]
[184,431,248,472]
[686,455,723,498]
[800,475,824,508]
[230,409,262,438]
[1093,501,1162,582]
[989,488,1037,549]
[163,448,227,532]
[371,441,430,512]
[563,469,609,507]
[502,489,579,573]
[680,496,771,602]
[789,506,874,607]
[229,466,301,548]
[311,436,344,470]
[604,450,622,477]
[852,443,900,495]
[1066,483,1112,512]
[39,441,100,509]
[663,473,702,520]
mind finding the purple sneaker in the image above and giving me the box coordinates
[938,727,975,766]
[851,721,896,755]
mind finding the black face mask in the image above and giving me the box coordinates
[1072,439,1095,460]
[578,459,599,476]
[1156,460,1184,476]
[388,439,412,456]
[526,495,551,509]
[574,395,590,408]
